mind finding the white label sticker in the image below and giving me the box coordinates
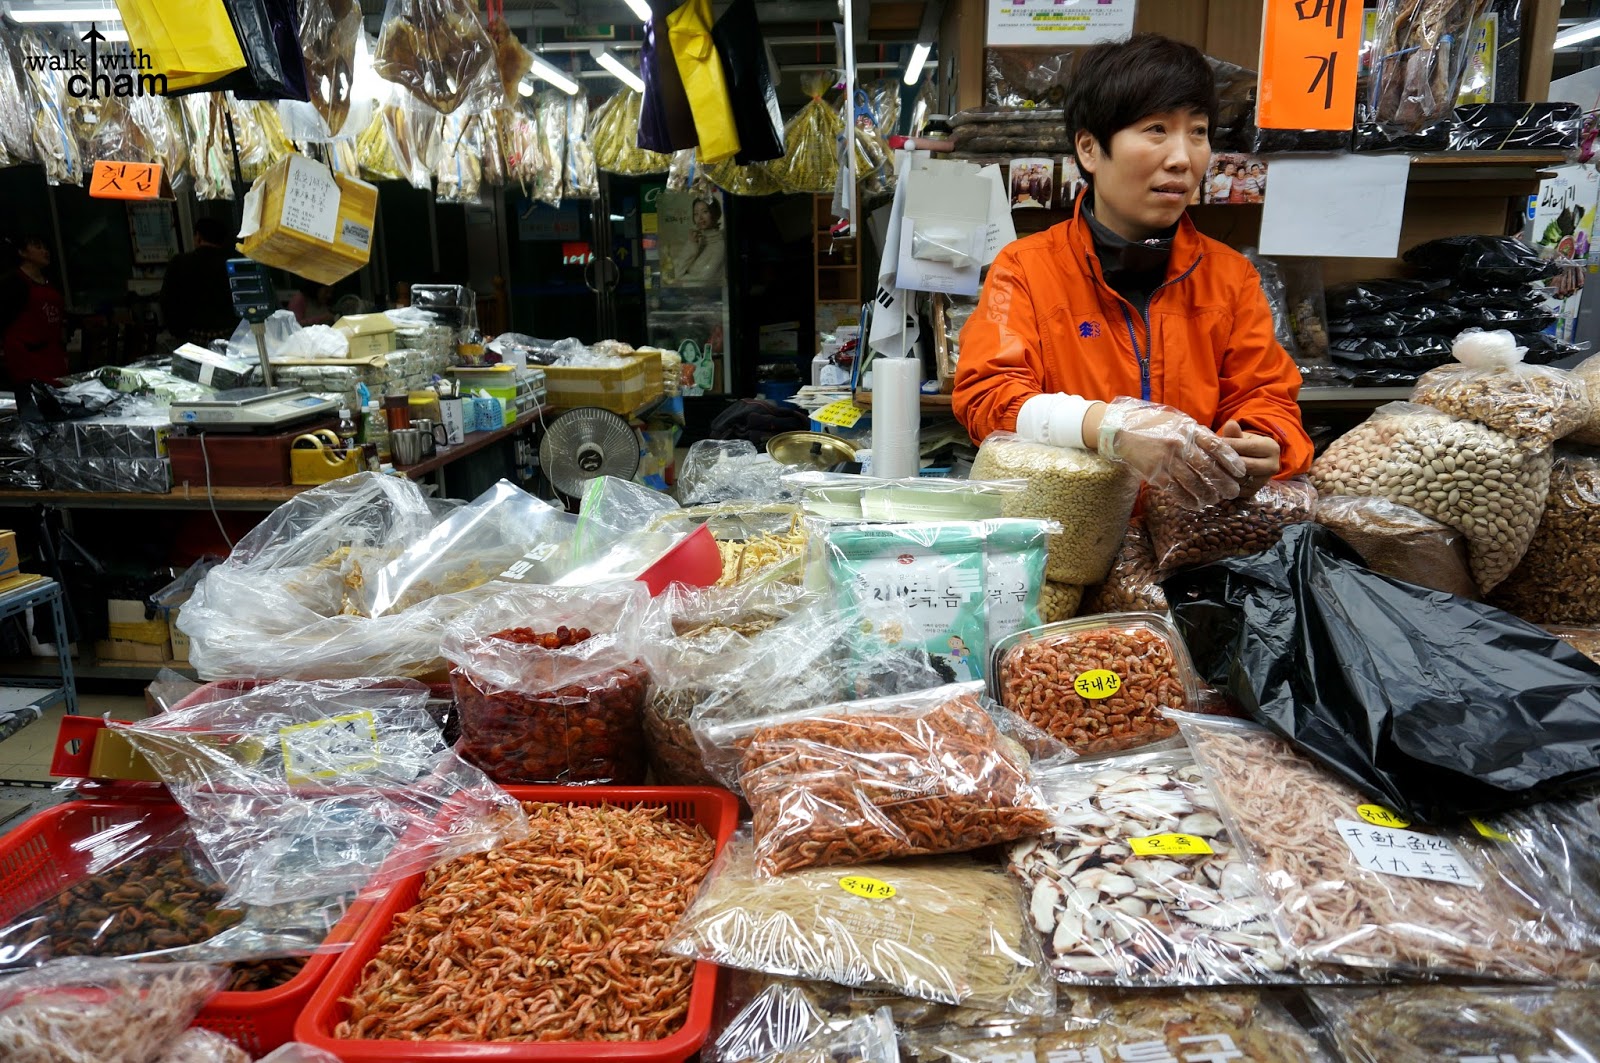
[280,155,340,244]
[1334,818,1482,887]
[340,218,371,251]
[238,182,264,240]
[279,710,381,783]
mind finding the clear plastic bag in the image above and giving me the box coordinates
[380,92,443,190]
[364,479,573,617]
[1080,517,1167,616]
[572,475,681,565]
[1410,329,1592,446]
[1368,0,1493,133]
[769,72,842,195]
[1241,249,1298,356]
[676,439,784,506]
[1571,354,1600,446]
[991,613,1196,756]
[1038,581,1081,624]
[1313,494,1477,598]
[0,26,36,166]
[591,88,672,175]
[639,580,811,786]
[533,89,567,206]
[258,1047,343,1063]
[354,106,404,181]
[704,155,785,196]
[1177,713,1581,981]
[501,101,548,191]
[180,94,233,200]
[441,583,657,785]
[1011,749,1290,986]
[122,678,527,907]
[1309,986,1600,1063]
[0,959,228,1063]
[983,50,1073,108]
[563,91,598,199]
[432,110,484,204]
[970,431,1144,586]
[20,28,82,186]
[665,829,1055,1012]
[1471,788,1600,954]
[485,13,530,106]
[155,1028,250,1063]
[707,988,900,1063]
[1404,234,1567,286]
[1310,401,1553,593]
[373,0,497,115]
[700,682,1052,875]
[1145,477,1318,574]
[1489,447,1600,625]
[294,0,363,139]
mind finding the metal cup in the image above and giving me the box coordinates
[390,428,424,466]
[413,419,438,458]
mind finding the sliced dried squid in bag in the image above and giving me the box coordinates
[591,89,671,176]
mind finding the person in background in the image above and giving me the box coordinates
[953,33,1313,510]
[160,218,238,348]
[0,235,68,386]
[289,284,336,326]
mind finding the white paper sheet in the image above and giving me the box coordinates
[979,165,1017,264]
[1258,155,1410,258]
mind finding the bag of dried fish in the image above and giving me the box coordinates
[703,683,1053,875]
[374,0,497,115]
[770,71,843,195]
[1368,0,1493,133]
[296,0,363,138]
[1308,986,1600,1063]
[0,26,36,165]
[564,91,598,199]
[355,107,404,181]
[380,92,444,190]
[433,110,484,204]
[533,89,568,206]
[1471,788,1600,954]
[666,830,1055,1013]
[704,155,785,196]
[1177,714,1585,981]
[1010,751,1290,986]
[20,28,82,186]
[500,100,549,190]
[181,94,234,200]
[485,13,531,105]
[592,89,672,175]
[639,580,810,787]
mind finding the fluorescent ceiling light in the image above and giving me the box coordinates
[623,0,651,21]
[518,78,534,97]
[593,47,645,93]
[100,26,125,40]
[902,41,930,86]
[1556,19,1600,48]
[7,6,121,22]
[531,56,578,95]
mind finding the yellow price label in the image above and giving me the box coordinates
[813,399,865,428]
[1073,669,1122,700]
[1470,817,1511,842]
[1357,804,1411,829]
[279,710,381,784]
[1128,833,1214,857]
[839,875,897,900]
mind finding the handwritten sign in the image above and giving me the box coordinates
[279,710,381,784]
[280,155,340,244]
[1259,0,1363,130]
[89,160,162,201]
[1335,818,1482,887]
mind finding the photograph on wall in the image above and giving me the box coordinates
[1204,154,1269,205]
[1058,157,1087,209]
[1009,158,1053,210]
[657,190,727,288]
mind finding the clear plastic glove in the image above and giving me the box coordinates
[1096,397,1247,510]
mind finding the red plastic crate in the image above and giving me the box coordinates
[296,784,741,1063]
[0,799,375,1057]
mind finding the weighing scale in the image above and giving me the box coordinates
[169,387,338,431]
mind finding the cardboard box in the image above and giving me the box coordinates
[168,608,190,663]
[541,353,664,416]
[96,638,170,664]
[0,572,44,596]
[334,314,398,360]
[237,154,378,285]
[89,727,162,783]
[0,530,17,580]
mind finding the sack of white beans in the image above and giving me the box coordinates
[1310,401,1551,594]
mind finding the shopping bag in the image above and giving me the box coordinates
[666,0,740,164]
[712,0,782,163]
[114,0,248,93]
[226,0,310,101]
[639,0,698,152]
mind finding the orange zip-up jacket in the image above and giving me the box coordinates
[953,210,1315,477]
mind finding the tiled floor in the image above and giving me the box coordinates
[0,694,151,832]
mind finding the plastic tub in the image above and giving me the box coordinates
[0,799,374,1056]
[295,784,740,1062]
[988,612,1200,756]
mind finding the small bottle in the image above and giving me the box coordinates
[363,402,390,461]
[337,407,358,452]
[383,390,412,431]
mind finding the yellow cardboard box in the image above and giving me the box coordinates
[0,530,17,579]
[334,314,398,360]
[237,154,378,285]
[168,608,191,663]
[96,638,170,664]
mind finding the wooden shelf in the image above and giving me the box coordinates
[853,390,955,409]
[1297,386,1414,406]
[0,654,196,682]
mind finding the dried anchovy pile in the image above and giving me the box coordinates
[738,691,1051,875]
[338,802,715,1043]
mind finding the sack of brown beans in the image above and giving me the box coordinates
[1310,402,1552,594]
[1489,447,1600,625]
[969,431,1140,585]
[1080,516,1167,616]
[1038,581,1082,623]
[1409,328,1592,448]
[1314,494,1478,599]
[1144,477,1317,574]
[1568,354,1600,445]
[991,613,1198,756]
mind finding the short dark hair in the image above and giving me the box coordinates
[1065,33,1219,180]
[194,218,234,246]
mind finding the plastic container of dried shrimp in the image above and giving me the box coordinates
[295,785,741,1062]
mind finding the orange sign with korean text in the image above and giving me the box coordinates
[1258,0,1364,130]
[89,160,163,200]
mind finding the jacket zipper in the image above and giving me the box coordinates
[1088,250,1202,403]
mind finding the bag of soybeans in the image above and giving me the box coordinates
[1311,402,1552,594]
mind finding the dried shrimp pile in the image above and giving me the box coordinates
[337,802,715,1043]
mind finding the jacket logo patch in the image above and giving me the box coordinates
[1078,321,1102,339]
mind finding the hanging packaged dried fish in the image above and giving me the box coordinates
[434,111,484,204]
[21,29,82,186]
[591,89,672,176]
[479,109,508,187]
[326,137,361,178]
[181,95,233,201]
[1369,0,1493,133]
[298,0,362,137]
[848,94,894,196]
[533,90,567,207]
[356,109,405,181]
[770,72,842,195]
[0,27,36,166]
[500,103,548,192]
[374,0,498,115]
[220,96,287,183]
[703,156,782,196]
[69,93,145,168]
[486,15,531,106]
[382,94,444,190]
[564,91,598,199]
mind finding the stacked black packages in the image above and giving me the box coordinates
[1327,237,1577,386]
[1451,102,1582,152]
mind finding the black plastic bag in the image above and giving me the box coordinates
[1328,302,1464,338]
[23,379,123,422]
[165,0,307,99]
[638,0,697,153]
[1166,523,1600,822]
[1328,333,1455,370]
[1326,278,1448,316]
[712,0,782,163]
[1404,235,1564,287]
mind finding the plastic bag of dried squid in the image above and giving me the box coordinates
[441,582,662,786]
[1011,750,1292,987]
[665,829,1056,1013]
[704,990,900,1063]
[1176,713,1591,982]
[1308,986,1600,1063]
[698,682,1054,876]
[1469,788,1600,959]
[639,580,812,787]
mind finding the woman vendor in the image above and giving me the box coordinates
[953,33,1314,510]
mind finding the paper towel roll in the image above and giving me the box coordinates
[871,356,921,479]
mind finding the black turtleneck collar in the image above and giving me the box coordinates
[1082,198,1176,308]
